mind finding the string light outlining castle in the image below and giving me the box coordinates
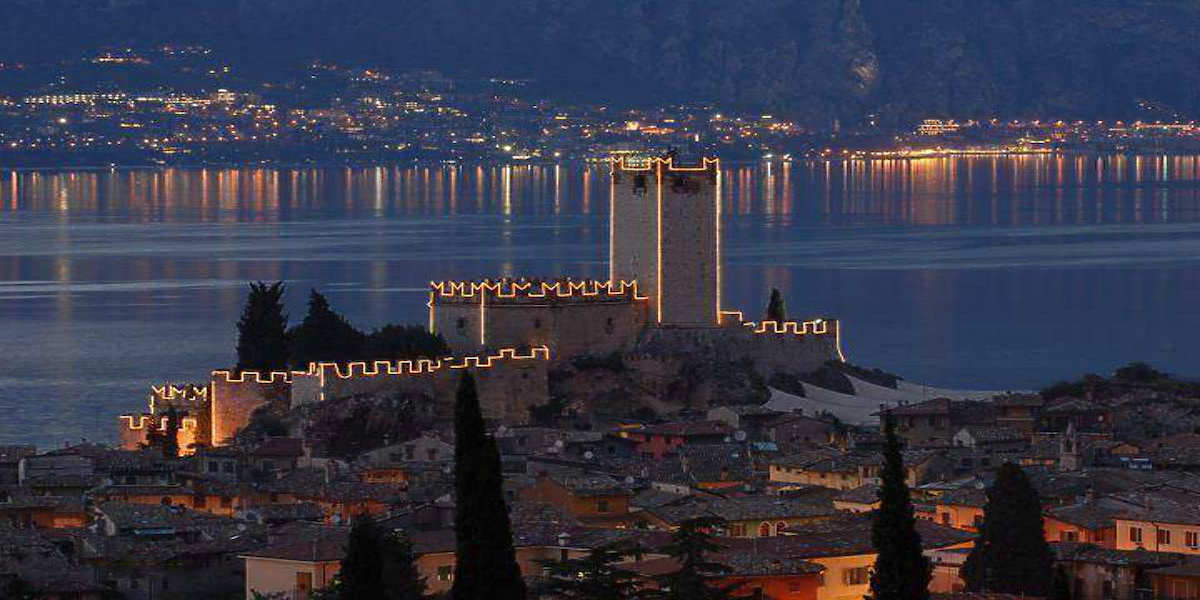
[119,155,844,453]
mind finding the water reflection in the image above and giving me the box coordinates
[3,156,1200,225]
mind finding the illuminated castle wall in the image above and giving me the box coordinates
[612,156,720,326]
[429,280,652,356]
[119,348,551,451]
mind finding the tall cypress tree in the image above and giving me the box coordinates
[236,281,289,372]
[868,413,930,600]
[452,372,526,600]
[766,288,787,322]
[289,289,366,368]
[962,463,1053,596]
[161,406,181,459]
[649,516,736,600]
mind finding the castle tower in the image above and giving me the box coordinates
[610,156,721,326]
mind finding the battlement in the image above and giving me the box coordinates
[430,278,647,304]
[149,383,209,413]
[210,369,299,385]
[612,155,720,174]
[309,345,551,380]
[719,310,846,362]
[118,414,200,432]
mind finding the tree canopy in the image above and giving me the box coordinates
[962,462,1054,596]
[452,372,526,600]
[236,281,289,372]
[868,413,930,600]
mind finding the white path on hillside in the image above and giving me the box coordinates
[764,385,881,425]
[764,377,1011,425]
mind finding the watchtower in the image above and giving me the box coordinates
[610,156,720,326]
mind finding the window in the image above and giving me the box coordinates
[776,521,787,535]
[730,523,747,537]
[1186,531,1198,548]
[160,497,172,506]
[220,497,232,508]
[405,446,415,460]
[208,461,219,473]
[223,461,235,473]
[972,515,983,528]
[1102,580,1114,599]
[456,318,466,330]
[842,567,870,585]
[1060,530,1079,542]
[788,580,807,592]
[941,512,951,526]
[758,522,771,537]
[533,318,541,329]
[437,565,453,581]
[192,496,206,509]
[1130,527,1143,544]
[1158,529,1172,546]
[427,448,438,460]
[597,500,609,513]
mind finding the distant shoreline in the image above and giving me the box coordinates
[3,148,1200,174]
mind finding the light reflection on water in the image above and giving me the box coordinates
[1,157,1198,447]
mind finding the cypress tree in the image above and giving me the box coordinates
[766,288,787,322]
[236,281,289,372]
[868,413,930,600]
[289,289,367,368]
[536,541,640,600]
[161,406,181,459]
[452,372,526,600]
[336,515,426,600]
[649,516,736,600]
[1052,565,1073,600]
[962,462,1053,596]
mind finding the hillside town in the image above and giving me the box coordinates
[5,360,1200,600]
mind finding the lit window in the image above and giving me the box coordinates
[1130,527,1143,543]
[437,565,453,581]
[1187,531,1198,548]
[842,567,870,585]
[1158,529,1172,546]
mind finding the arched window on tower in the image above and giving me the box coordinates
[758,522,771,537]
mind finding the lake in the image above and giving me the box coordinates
[1,155,1199,447]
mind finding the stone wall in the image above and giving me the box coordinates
[636,316,843,376]
[209,371,296,446]
[658,161,719,326]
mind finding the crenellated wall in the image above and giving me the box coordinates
[430,279,651,355]
[637,312,844,376]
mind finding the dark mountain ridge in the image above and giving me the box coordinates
[3,0,1197,125]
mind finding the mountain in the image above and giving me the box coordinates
[2,0,1197,125]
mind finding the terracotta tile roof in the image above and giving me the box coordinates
[252,437,305,458]
[640,420,733,438]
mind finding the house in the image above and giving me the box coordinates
[833,485,880,513]
[360,434,455,465]
[249,438,305,474]
[1113,494,1200,554]
[991,394,1046,433]
[1054,542,1183,600]
[0,523,107,600]
[952,426,1026,452]
[765,413,840,447]
[518,474,632,522]
[628,551,825,600]
[240,527,346,599]
[0,491,88,529]
[1042,398,1113,433]
[707,405,784,439]
[561,431,637,460]
[705,496,839,538]
[1043,494,1139,547]
[193,447,240,482]
[0,446,36,485]
[879,398,992,447]
[617,420,733,459]
[770,451,951,491]
[931,488,987,532]
[1149,558,1200,600]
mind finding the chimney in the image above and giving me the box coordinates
[557,532,570,547]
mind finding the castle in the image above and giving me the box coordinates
[119,156,844,453]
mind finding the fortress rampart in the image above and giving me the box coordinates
[430,278,651,356]
[119,347,553,450]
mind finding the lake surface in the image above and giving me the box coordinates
[2,155,1199,448]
